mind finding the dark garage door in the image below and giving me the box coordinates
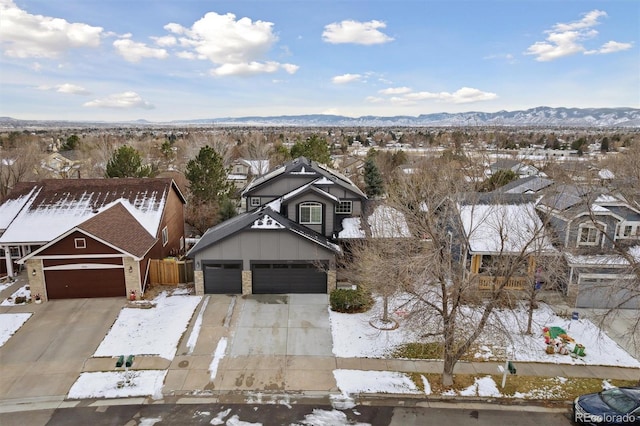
[252,262,327,294]
[203,262,242,294]
[45,268,126,299]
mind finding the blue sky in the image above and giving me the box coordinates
[0,0,638,121]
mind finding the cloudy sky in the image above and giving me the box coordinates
[0,0,637,121]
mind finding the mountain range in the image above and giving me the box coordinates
[1,107,639,128]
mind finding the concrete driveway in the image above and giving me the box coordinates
[229,293,333,357]
[0,296,125,402]
[211,293,339,393]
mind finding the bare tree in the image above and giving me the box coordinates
[0,141,43,202]
[343,157,557,386]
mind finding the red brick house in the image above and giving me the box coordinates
[0,178,186,301]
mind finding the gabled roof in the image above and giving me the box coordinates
[458,195,555,255]
[494,176,554,194]
[0,178,184,244]
[187,206,341,257]
[242,156,366,198]
[20,201,157,262]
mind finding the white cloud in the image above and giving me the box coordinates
[322,20,394,45]
[163,11,296,77]
[375,86,497,105]
[151,35,177,47]
[585,40,633,55]
[0,0,102,58]
[83,91,154,109]
[38,83,90,95]
[210,61,298,77]
[525,9,630,62]
[332,73,362,84]
[379,87,412,95]
[365,96,384,103]
[113,39,168,63]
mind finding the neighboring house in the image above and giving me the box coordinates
[39,152,83,179]
[537,187,640,308]
[228,158,270,190]
[457,193,556,291]
[490,159,540,177]
[0,178,186,301]
[188,156,367,295]
[493,175,554,195]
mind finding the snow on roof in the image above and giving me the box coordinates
[564,253,629,267]
[242,165,286,194]
[0,184,167,244]
[599,169,615,179]
[459,202,555,254]
[368,205,411,238]
[0,187,36,230]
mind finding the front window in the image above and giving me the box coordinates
[299,202,322,224]
[162,227,169,246]
[578,225,601,246]
[335,201,352,214]
[620,225,634,238]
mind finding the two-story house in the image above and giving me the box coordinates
[187,157,367,295]
[537,185,640,308]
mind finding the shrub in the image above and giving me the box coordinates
[14,296,26,304]
[330,287,373,313]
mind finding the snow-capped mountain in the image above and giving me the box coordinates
[1,107,639,128]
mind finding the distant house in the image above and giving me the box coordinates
[228,158,270,190]
[0,178,186,301]
[493,175,554,195]
[188,157,367,295]
[457,193,556,291]
[490,159,540,177]
[537,186,640,308]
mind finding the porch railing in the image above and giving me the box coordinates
[476,275,529,290]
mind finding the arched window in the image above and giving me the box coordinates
[299,202,322,225]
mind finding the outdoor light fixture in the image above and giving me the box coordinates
[128,266,133,273]
[196,261,200,270]
[32,269,36,276]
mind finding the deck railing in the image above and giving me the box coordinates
[477,275,529,290]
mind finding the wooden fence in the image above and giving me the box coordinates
[477,275,528,291]
[148,258,194,285]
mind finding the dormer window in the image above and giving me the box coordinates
[74,238,86,249]
[578,223,604,246]
[299,202,322,225]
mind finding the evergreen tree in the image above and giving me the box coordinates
[290,135,331,164]
[105,145,153,178]
[185,145,232,205]
[364,157,384,198]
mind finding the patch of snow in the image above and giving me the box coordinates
[187,296,209,354]
[421,375,432,395]
[139,418,162,426]
[209,337,228,381]
[459,376,502,397]
[337,217,364,239]
[0,283,12,292]
[67,370,167,399]
[223,414,261,426]
[210,408,231,425]
[296,409,371,426]
[1,285,31,305]
[333,369,421,395]
[251,214,285,229]
[0,313,32,346]
[368,205,411,238]
[330,393,356,410]
[94,292,202,360]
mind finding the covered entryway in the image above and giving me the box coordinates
[251,261,327,294]
[45,267,126,299]
[203,261,242,294]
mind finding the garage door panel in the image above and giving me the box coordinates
[577,277,639,309]
[45,268,126,299]
[204,262,242,294]
[252,262,326,294]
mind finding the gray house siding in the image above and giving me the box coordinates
[193,229,335,270]
[285,192,335,237]
[567,215,619,250]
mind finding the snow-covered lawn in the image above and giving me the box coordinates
[1,284,31,305]
[67,370,166,399]
[94,292,202,360]
[333,369,422,395]
[0,313,31,346]
[330,296,640,367]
